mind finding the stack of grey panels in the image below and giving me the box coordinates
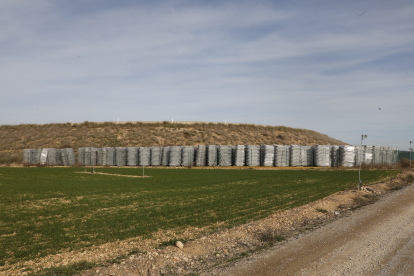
[40,148,49,165]
[340,145,356,167]
[301,146,313,166]
[168,146,181,166]
[313,145,330,167]
[217,145,232,166]
[115,147,126,166]
[206,145,217,166]
[151,147,162,166]
[372,146,383,165]
[77,148,85,165]
[126,147,138,166]
[195,145,207,166]
[84,147,98,166]
[96,148,106,166]
[56,149,64,166]
[274,145,290,167]
[65,148,76,166]
[233,145,245,166]
[245,145,260,166]
[331,146,340,167]
[61,149,69,166]
[392,147,399,165]
[260,145,274,167]
[48,148,57,166]
[161,147,169,166]
[290,145,301,167]
[364,146,373,164]
[138,147,150,166]
[106,147,116,166]
[181,146,195,166]
[355,146,365,166]
[23,149,30,165]
[384,147,393,165]
[30,149,41,165]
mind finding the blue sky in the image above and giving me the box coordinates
[1,0,413,150]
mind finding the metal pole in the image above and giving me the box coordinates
[359,135,362,191]
[410,141,412,170]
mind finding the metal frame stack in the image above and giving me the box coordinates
[23,149,30,165]
[195,145,207,166]
[106,147,115,166]
[313,145,330,167]
[274,145,290,167]
[206,145,217,166]
[138,147,150,166]
[245,145,260,166]
[364,146,373,164]
[97,148,106,166]
[301,146,313,166]
[77,148,85,166]
[261,145,274,167]
[161,147,169,166]
[290,145,301,167]
[115,147,126,166]
[331,145,340,167]
[233,145,245,166]
[65,148,76,166]
[340,145,356,167]
[151,147,162,166]
[373,146,383,165]
[126,147,138,166]
[217,145,232,166]
[181,146,194,166]
[168,146,181,166]
[355,146,365,166]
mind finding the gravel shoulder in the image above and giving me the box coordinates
[216,182,414,276]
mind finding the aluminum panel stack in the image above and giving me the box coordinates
[151,147,162,166]
[61,149,69,166]
[168,146,181,166]
[355,146,365,166]
[77,148,85,165]
[340,145,356,167]
[372,146,383,165]
[57,149,65,166]
[313,145,330,167]
[206,145,217,166]
[181,146,194,166]
[84,147,98,166]
[138,147,150,166]
[364,146,373,164]
[106,147,115,166]
[23,149,30,165]
[274,145,290,167]
[161,147,169,166]
[195,145,207,166]
[97,148,106,166]
[40,148,49,165]
[290,145,301,167]
[331,146,340,167]
[47,148,57,166]
[115,147,126,166]
[65,148,76,166]
[301,146,313,166]
[245,145,260,166]
[392,147,399,165]
[29,149,41,165]
[217,145,232,166]
[261,145,274,167]
[233,145,245,166]
[126,147,138,166]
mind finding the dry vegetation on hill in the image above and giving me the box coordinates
[0,121,346,154]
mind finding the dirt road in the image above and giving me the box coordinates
[216,184,414,276]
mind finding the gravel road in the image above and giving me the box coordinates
[216,184,414,276]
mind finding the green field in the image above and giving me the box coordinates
[0,167,397,266]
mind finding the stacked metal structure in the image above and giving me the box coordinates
[217,145,233,166]
[260,145,274,167]
[181,146,195,166]
[290,145,301,167]
[340,145,356,167]
[274,145,290,167]
[355,146,365,166]
[364,146,373,164]
[106,147,116,166]
[331,145,340,167]
[115,147,126,166]
[161,147,169,166]
[97,148,107,166]
[138,147,151,166]
[313,145,331,167]
[168,146,181,166]
[126,147,138,166]
[206,145,217,166]
[301,146,313,166]
[233,145,245,166]
[245,145,260,166]
[195,145,207,166]
[151,147,162,166]
[372,146,383,165]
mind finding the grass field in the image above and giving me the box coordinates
[0,167,397,267]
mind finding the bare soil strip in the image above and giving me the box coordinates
[75,172,151,178]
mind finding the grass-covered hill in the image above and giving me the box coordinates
[0,121,346,153]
